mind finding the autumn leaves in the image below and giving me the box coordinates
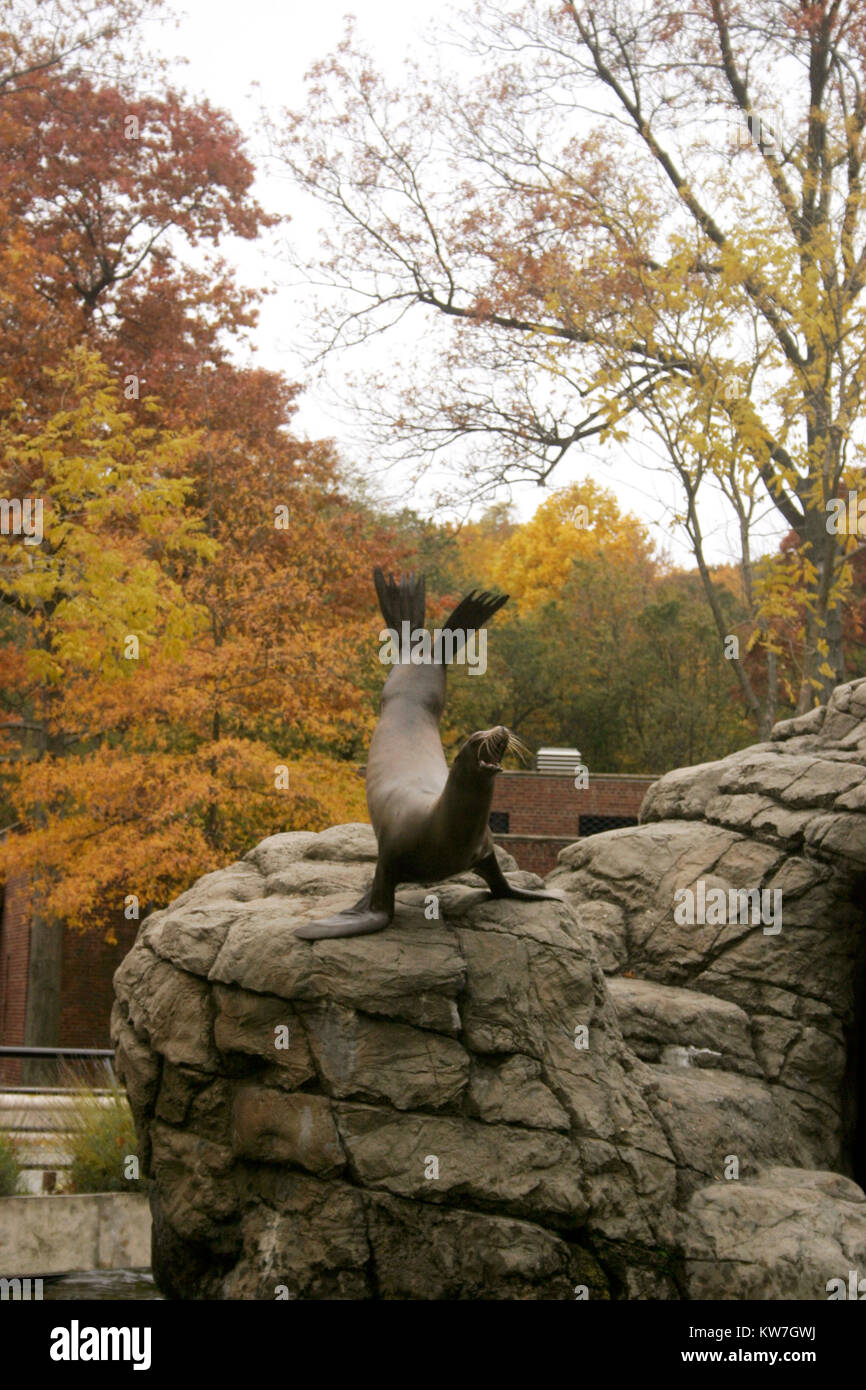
[0,4,390,939]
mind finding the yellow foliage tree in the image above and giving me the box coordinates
[482,480,654,611]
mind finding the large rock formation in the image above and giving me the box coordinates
[550,676,866,1184]
[113,678,866,1300]
[112,829,679,1299]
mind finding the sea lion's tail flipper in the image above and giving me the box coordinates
[436,586,509,662]
[373,567,508,640]
[474,851,565,905]
[294,902,391,940]
[442,587,509,638]
[373,569,507,663]
[373,567,426,633]
[295,861,396,941]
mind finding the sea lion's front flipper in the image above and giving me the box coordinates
[474,851,564,904]
[295,863,395,941]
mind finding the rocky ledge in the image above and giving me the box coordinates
[550,675,866,1185]
[113,678,866,1300]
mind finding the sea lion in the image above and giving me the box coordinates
[295,567,561,940]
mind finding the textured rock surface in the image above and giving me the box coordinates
[114,827,677,1300]
[546,676,866,1298]
[550,677,866,1178]
[681,1168,866,1300]
[114,678,866,1300]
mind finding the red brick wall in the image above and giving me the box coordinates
[491,771,655,838]
[489,772,656,874]
[0,870,139,1082]
[0,875,30,1084]
[494,835,575,877]
[59,920,139,1051]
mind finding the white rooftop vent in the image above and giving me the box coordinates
[536,747,582,774]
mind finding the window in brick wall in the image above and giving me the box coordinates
[489,811,510,833]
[578,815,638,837]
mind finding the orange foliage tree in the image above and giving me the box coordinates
[0,2,396,1063]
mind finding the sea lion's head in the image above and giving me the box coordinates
[453,725,527,778]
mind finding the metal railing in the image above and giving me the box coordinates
[0,1046,116,1093]
[0,1047,125,1186]
[0,1047,114,1058]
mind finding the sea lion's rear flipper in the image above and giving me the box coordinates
[374,566,427,634]
[373,566,509,662]
[474,851,564,904]
[295,862,396,941]
[441,587,509,658]
[294,903,391,940]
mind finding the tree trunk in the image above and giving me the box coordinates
[20,713,64,1085]
[21,904,63,1086]
[796,514,842,713]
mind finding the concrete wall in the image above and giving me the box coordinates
[0,1193,150,1275]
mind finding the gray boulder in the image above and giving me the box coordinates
[114,829,678,1299]
[551,678,866,1171]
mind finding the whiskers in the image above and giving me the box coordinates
[503,729,530,766]
[479,726,529,767]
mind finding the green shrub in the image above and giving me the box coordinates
[0,1130,22,1195]
[59,1069,146,1194]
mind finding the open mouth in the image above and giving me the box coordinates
[476,726,528,772]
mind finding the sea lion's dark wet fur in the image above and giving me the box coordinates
[295,569,561,940]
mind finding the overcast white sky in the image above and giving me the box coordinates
[149,1,788,569]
